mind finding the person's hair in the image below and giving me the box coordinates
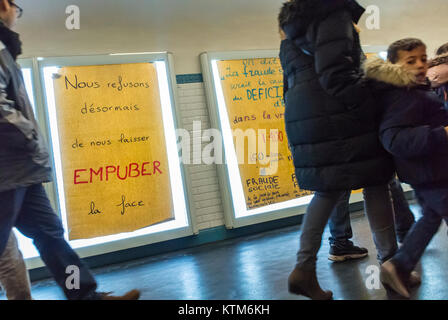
[387,38,426,63]
[278,0,318,29]
[278,2,295,29]
[436,43,448,55]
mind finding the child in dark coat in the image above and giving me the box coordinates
[364,38,448,298]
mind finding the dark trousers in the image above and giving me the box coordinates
[297,184,397,270]
[0,184,97,300]
[328,178,415,245]
[391,186,448,275]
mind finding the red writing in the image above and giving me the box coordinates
[74,161,163,184]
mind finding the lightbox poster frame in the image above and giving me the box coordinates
[15,53,195,270]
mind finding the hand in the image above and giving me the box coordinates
[279,28,287,40]
[445,126,448,136]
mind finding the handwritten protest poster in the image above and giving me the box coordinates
[52,63,174,240]
[216,58,313,210]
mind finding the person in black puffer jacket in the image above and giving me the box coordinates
[278,0,397,300]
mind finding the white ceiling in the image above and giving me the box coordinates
[11,0,448,73]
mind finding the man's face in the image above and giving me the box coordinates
[396,46,428,83]
[2,0,18,29]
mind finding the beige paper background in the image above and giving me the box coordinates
[217,58,313,210]
[53,63,174,240]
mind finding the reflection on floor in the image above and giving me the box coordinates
[1,202,447,300]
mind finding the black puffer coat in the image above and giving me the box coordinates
[279,0,393,191]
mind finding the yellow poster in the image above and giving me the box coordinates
[52,63,174,240]
[365,52,379,59]
[217,58,313,210]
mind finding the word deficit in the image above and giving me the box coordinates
[246,86,282,101]
[74,161,163,184]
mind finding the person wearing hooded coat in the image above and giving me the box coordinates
[278,0,398,300]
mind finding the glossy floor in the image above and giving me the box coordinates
[1,202,447,300]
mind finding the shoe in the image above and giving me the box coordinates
[288,265,333,300]
[328,241,368,262]
[380,260,410,298]
[96,289,141,300]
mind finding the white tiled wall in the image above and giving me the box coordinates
[177,82,226,231]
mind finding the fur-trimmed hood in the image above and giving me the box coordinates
[363,57,418,87]
[429,53,448,68]
[279,0,365,40]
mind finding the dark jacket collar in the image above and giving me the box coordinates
[0,19,22,60]
[281,0,365,40]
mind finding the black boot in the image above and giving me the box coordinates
[288,265,333,300]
